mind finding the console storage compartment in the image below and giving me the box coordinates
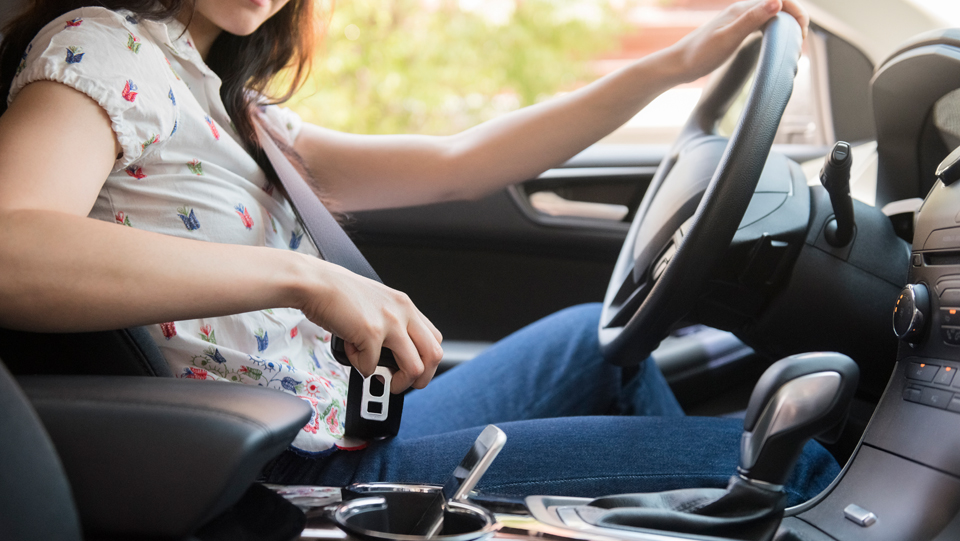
[17,376,311,539]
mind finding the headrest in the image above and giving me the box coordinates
[0,0,29,34]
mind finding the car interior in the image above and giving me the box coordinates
[4,0,960,540]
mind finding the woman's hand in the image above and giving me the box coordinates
[665,0,810,84]
[295,258,443,394]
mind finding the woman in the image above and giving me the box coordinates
[0,0,836,502]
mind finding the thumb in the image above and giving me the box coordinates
[346,341,379,379]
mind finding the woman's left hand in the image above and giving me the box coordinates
[665,0,809,85]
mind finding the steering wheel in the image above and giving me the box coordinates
[599,13,804,364]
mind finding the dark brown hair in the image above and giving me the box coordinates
[0,0,321,177]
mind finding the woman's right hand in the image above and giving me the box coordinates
[662,0,809,85]
[295,257,444,393]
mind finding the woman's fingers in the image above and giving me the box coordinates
[730,0,809,40]
[345,311,440,393]
[382,313,443,393]
[727,0,780,37]
[408,317,443,389]
[780,0,810,39]
[345,339,380,379]
[300,261,444,391]
[383,333,425,393]
[418,309,443,344]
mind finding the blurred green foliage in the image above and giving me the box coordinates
[287,0,629,135]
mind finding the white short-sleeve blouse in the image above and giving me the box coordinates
[8,6,362,455]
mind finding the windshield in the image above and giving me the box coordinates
[909,0,960,25]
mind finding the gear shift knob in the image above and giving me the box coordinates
[738,352,859,488]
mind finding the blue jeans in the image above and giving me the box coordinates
[264,304,840,507]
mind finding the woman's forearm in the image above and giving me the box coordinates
[298,49,683,212]
[0,209,311,332]
[299,0,808,213]
[0,208,444,390]
[441,50,684,199]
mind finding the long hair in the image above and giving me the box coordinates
[0,0,321,179]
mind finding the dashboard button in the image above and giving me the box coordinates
[921,387,953,409]
[924,227,960,250]
[943,326,960,346]
[903,386,923,403]
[935,366,957,386]
[912,253,923,267]
[943,308,960,326]
[942,289,960,306]
[906,362,939,382]
[948,397,960,413]
[843,504,877,527]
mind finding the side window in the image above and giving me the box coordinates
[286,1,867,149]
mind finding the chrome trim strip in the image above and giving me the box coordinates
[738,474,784,493]
[536,167,656,180]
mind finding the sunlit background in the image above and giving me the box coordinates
[284,0,960,146]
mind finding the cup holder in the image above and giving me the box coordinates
[332,483,497,541]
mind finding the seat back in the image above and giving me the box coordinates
[0,0,171,379]
[0,0,25,33]
[0,326,173,376]
[0,359,82,541]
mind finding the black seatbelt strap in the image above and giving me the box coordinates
[255,119,402,439]
[254,122,381,283]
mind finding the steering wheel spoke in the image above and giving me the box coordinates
[604,266,651,329]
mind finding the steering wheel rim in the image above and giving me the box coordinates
[599,13,804,365]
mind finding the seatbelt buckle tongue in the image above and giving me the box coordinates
[332,336,404,439]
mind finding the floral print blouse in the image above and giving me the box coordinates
[8,6,362,455]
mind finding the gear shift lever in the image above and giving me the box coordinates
[576,352,859,541]
[738,352,859,488]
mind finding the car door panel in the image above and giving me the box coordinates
[352,144,829,343]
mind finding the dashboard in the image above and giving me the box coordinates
[781,153,960,541]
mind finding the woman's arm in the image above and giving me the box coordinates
[0,82,441,391]
[295,0,808,212]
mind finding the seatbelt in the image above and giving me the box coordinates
[255,120,402,440]
[254,122,381,283]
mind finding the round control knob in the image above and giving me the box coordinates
[893,283,929,343]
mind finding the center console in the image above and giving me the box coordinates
[783,154,960,540]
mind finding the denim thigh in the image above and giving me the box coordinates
[266,416,839,507]
[264,304,840,506]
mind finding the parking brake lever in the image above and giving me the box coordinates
[819,142,856,247]
[739,352,859,488]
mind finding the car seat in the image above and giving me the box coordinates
[0,0,170,379]
[0,359,82,541]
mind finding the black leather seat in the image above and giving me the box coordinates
[0,5,308,539]
[1,352,312,540]
[0,0,168,381]
[0,360,82,541]
[0,326,171,377]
